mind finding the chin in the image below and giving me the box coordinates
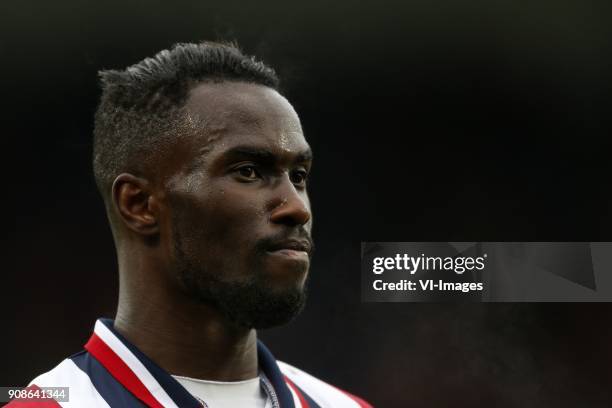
[262,261,310,290]
[187,270,309,330]
[236,282,308,329]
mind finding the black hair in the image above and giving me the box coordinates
[92,41,279,203]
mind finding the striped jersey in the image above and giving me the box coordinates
[5,319,372,408]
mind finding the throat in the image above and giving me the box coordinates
[114,303,259,381]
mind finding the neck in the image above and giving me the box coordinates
[114,281,258,381]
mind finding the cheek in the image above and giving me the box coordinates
[203,200,259,244]
[207,186,267,231]
[169,187,267,264]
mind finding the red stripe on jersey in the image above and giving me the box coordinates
[85,333,164,408]
[283,376,310,408]
[2,385,62,408]
[341,391,373,408]
[333,386,373,408]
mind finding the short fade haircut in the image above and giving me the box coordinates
[93,41,280,205]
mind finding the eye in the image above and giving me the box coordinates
[236,165,261,181]
[290,169,309,186]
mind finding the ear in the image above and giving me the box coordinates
[111,173,160,236]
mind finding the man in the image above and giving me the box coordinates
[7,42,371,408]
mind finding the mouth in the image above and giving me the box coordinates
[268,239,311,253]
[266,239,312,261]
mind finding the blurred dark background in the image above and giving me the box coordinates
[5,1,612,407]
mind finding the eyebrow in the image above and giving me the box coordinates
[220,145,313,164]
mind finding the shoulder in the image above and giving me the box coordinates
[5,354,111,408]
[277,361,373,408]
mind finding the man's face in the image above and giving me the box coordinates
[160,82,313,329]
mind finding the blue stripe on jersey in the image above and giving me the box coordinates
[291,381,322,408]
[257,342,296,408]
[70,350,146,407]
[96,318,320,408]
[98,319,201,408]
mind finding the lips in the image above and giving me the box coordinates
[267,239,312,255]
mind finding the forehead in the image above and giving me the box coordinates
[183,81,308,156]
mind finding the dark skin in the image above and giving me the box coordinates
[109,82,313,381]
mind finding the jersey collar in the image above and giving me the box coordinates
[84,318,300,408]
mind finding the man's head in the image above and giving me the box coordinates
[93,42,313,329]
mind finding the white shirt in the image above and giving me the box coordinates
[172,375,271,408]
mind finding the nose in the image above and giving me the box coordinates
[269,177,311,226]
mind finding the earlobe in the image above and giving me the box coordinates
[112,173,160,236]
